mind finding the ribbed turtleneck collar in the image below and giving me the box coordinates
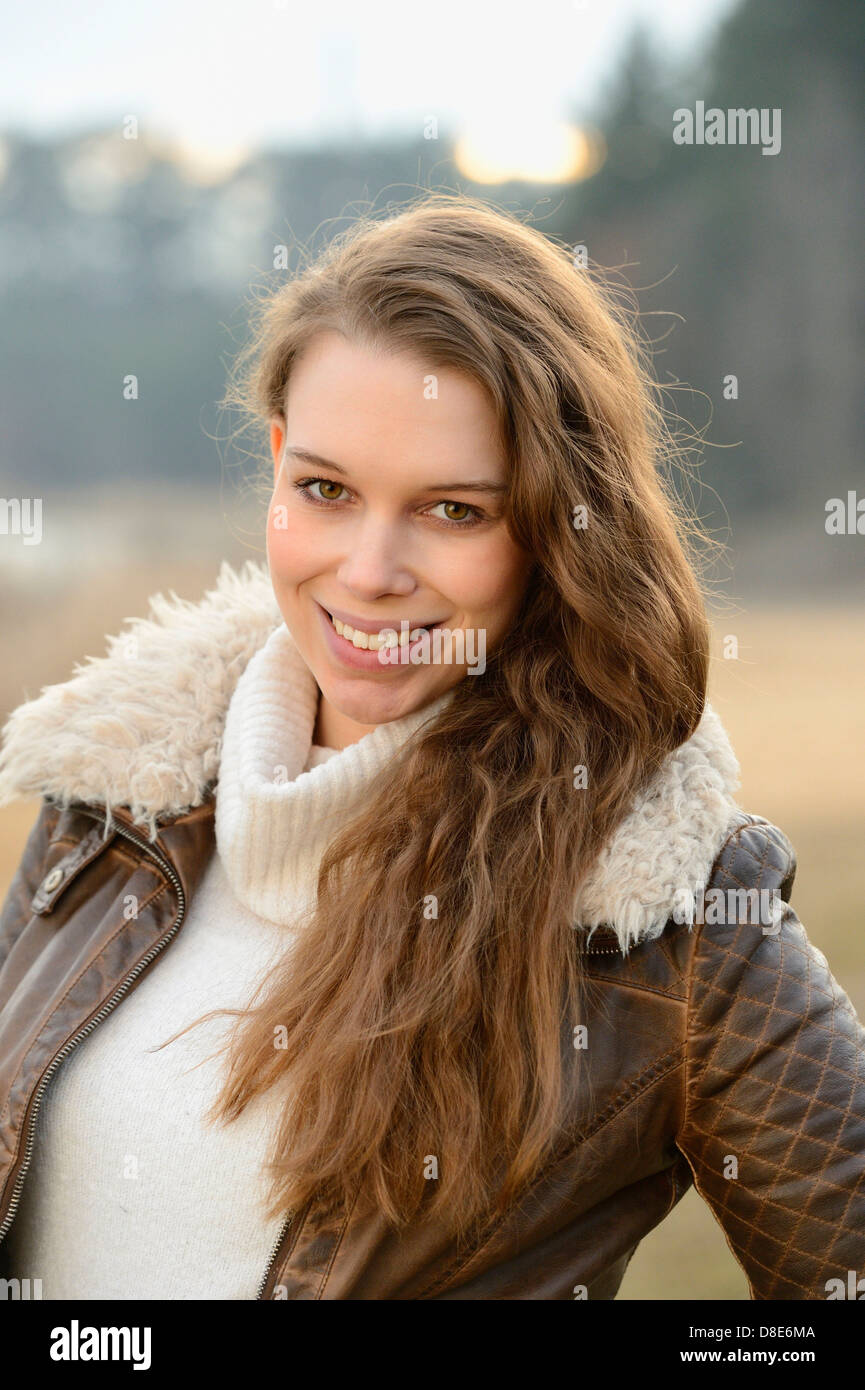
[215,623,454,924]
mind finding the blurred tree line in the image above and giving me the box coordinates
[0,0,862,543]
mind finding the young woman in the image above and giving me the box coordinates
[0,195,863,1302]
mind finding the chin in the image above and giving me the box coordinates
[320,672,444,727]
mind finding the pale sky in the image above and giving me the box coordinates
[0,0,739,156]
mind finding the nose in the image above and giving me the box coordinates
[334,512,416,600]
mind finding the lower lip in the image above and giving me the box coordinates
[315,602,439,672]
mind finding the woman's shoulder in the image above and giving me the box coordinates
[707,811,797,902]
[579,809,798,966]
[0,561,280,830]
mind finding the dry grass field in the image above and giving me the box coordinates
[0,555,862,1300]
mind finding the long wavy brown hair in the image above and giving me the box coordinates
[165,192,711,1241]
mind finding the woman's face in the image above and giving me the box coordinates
[267,331,535,744]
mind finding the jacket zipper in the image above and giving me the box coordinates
[256,1213,293,1299]
[0,810,187,1247]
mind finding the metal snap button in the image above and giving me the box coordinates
[42,866,64,892]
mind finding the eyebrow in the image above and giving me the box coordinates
[285,446,509,496]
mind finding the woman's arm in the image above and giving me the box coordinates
[677,848,865,1300]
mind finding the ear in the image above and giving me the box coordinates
[269,415,286,485]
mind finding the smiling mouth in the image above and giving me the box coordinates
[322,607,441,652]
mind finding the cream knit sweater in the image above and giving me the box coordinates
[5,623,452,1300]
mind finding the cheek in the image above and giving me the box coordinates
[266,500,326,583]
[455,537,532,626]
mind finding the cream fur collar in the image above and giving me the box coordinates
[0,561,743,947]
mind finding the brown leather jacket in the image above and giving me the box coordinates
[1,565,864,1300]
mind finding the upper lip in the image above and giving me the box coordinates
[317,602,444,634]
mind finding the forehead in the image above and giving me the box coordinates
[284,331,506,480]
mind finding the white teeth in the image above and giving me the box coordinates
[330,613,429,651]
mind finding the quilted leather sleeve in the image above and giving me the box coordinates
[676,818,865,1299]
[0,798,60,975]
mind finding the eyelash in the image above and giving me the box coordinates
[292,476,488,530]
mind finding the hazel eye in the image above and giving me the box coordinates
[311,479,346,501]
[429,500,483,527]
